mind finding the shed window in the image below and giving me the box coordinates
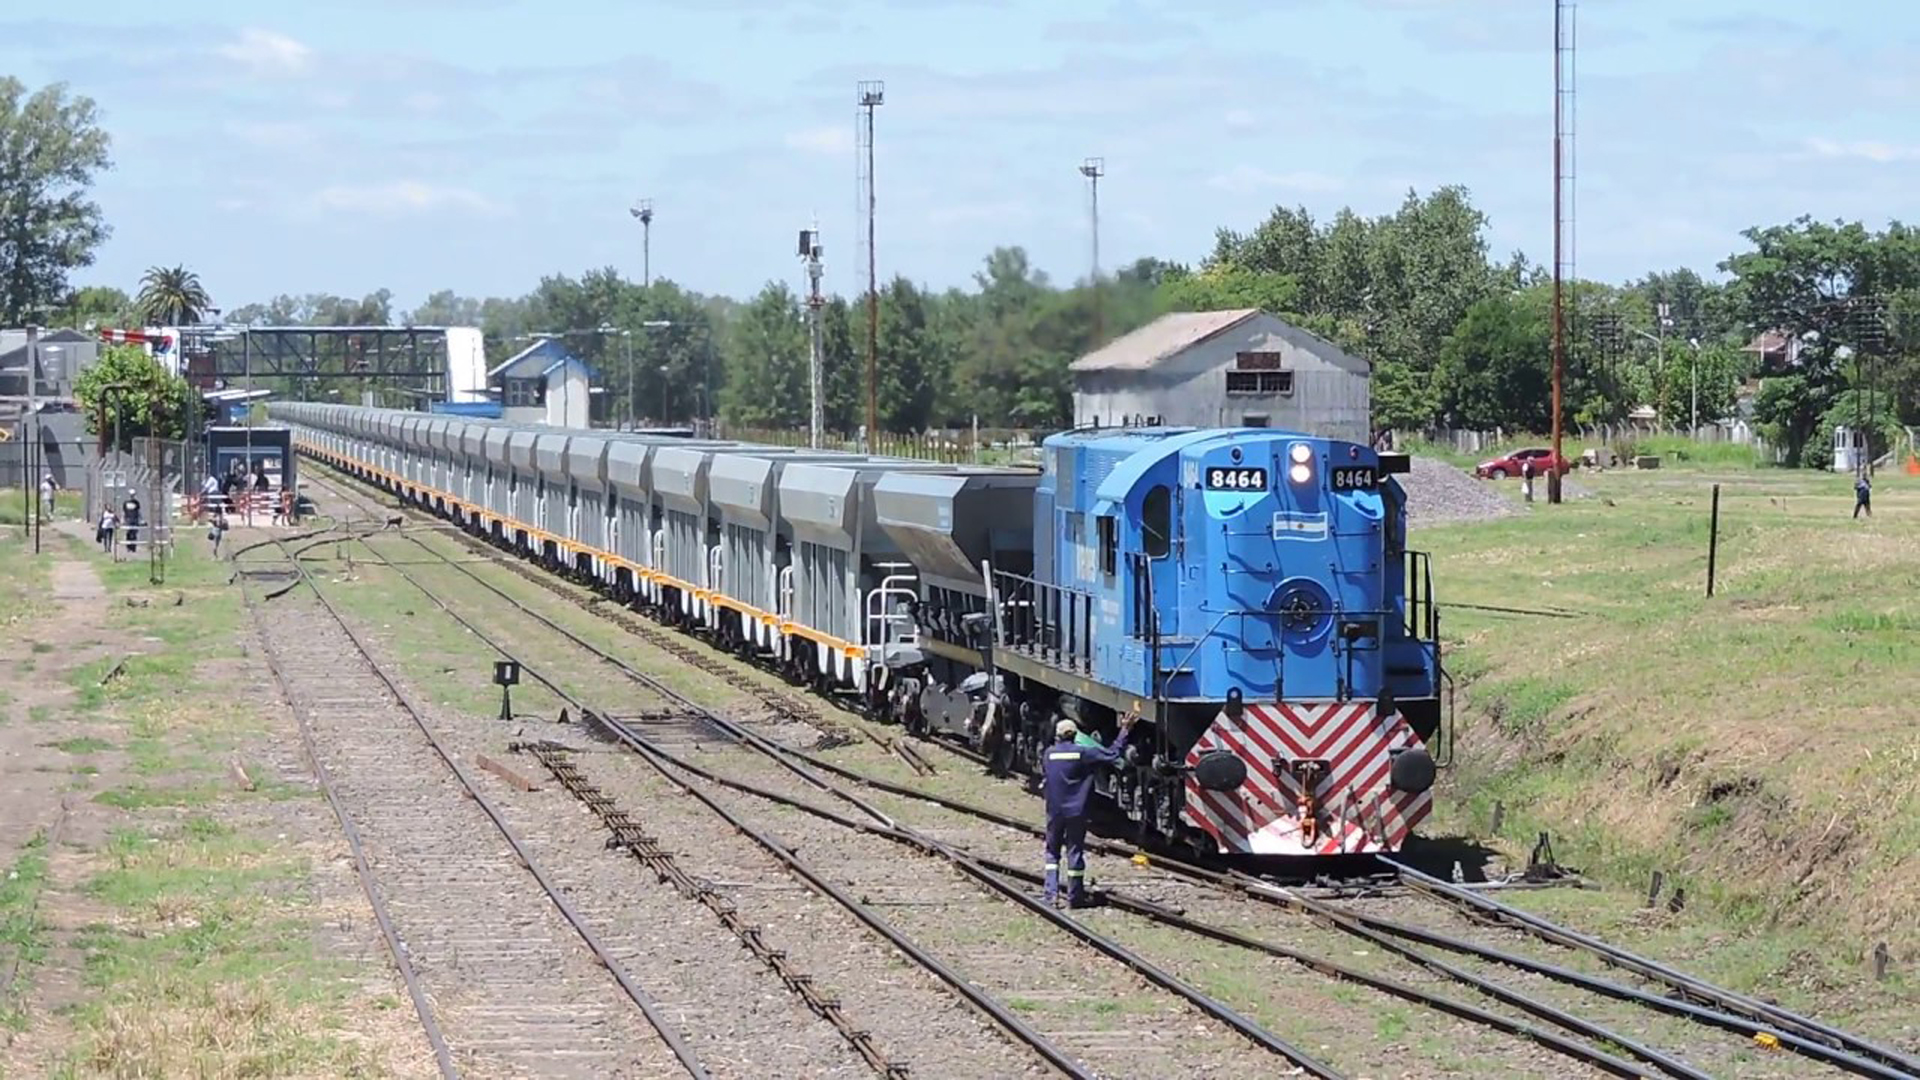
[1141,486,1171,559]
[1242,414,1270,428]
[505,377,545,407]
[1225,371,1293,396]
[1097,515,1117,576]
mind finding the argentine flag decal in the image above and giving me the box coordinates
[1270,510,1328,540]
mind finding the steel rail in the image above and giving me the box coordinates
[238,535,712,1080]
[522,729,1658,1080]
[1380,858,1920,1078]
[303,453,1915,1080]
[383,537,1692,1078]
[350,528,1344,1080]
[517,741,912,1079]
[236,545,459,1080]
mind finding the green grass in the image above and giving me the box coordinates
[47,736,114,755]
[1,833,54,1024]
[52,816,386,1078]
[1418,464,1920,1009]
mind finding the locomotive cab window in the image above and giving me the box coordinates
[1141,485,1171,559]
[1097,515,1117,576]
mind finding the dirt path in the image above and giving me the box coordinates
[0,527,429,1077]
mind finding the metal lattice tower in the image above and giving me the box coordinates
[800,223,826,449]
[856,80,883,452]
[631,198,654,287]
[1080,157,1105,346]
[1549,0,1577,503]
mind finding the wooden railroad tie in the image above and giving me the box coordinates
[475,753,540,792]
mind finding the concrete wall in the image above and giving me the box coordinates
[1073,317,1370,442]
[545,366,589,428]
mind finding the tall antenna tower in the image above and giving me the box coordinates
[1549,0,1577,504]
[630,198,654,287]
[1079,157,1105,346]
[856,80,884,452]
[800,222,826,449]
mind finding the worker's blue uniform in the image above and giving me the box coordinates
[1043,727,1131,904]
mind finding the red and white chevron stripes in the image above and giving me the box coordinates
[1181,701,1431,856]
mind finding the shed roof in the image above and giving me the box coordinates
[486,339,596,381]
[1068,309,1260,373]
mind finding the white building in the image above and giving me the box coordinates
[487,340,593,429]
[1070,309,1371,443]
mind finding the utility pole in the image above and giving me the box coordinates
[25,324,38,553]
[800,223,826,449]
[631,199,654,288]
[1548,0,1575,504]
[857,80,884,452]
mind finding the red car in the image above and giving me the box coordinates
[1475,447,1572,479]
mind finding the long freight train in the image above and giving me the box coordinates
[271,403,1448,858]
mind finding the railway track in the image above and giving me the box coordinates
[301,465,1918,1079]
[234,537,708,1080]
[330,518,1346,1077]
[299,495,1648,1078]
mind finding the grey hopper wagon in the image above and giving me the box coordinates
[561,432,612,554]
[777,459,990,690]
[505,428,542,526]
[532,430,574,539]
[709,448,918,651]
[873,467,1042,651]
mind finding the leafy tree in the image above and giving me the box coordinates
[55,284,133,329]
[73,344,191,450]
[1157,265,1300,316]
[720,281,809,427]
[135,265,213,325]
[405,289,482,327]
[1433,290,1551,431]
[820,295,862,431]
[1720,216,1919,464]
[0,78,113,325]
[874,276,944,432]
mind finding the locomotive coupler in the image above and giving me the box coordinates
[1277,759,1328,845]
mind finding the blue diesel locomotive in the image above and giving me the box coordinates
[881,426,1444,856]
[274,403,1446,858]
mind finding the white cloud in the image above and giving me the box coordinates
[1205,165,1342,194]
[214,28,312,77]
[1804,137,1920,163]
[313,181,504,217]
[784,125,854,155]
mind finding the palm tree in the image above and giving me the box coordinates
[134,265,212,326]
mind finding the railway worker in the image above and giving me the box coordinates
[1855,471,1872,519]
[1043,713,1137,909]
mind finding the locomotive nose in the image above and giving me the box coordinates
[1389,747,1436,795]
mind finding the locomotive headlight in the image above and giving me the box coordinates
[1288,443,1313,465]
[1288,462,1312,484]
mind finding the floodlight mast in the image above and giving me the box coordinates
[630,198,654,288]
[857,80,883,452]
[800,223,826,449]
[1080,157,1106,346]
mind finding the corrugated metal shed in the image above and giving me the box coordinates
[1068,310,1260,372]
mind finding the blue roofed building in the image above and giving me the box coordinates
[487,339,594,428]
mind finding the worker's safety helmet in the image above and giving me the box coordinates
[1055,718,1077,740]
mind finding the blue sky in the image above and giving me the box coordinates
[8,0,1916,316]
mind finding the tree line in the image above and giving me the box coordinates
[5,74,1915,465]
